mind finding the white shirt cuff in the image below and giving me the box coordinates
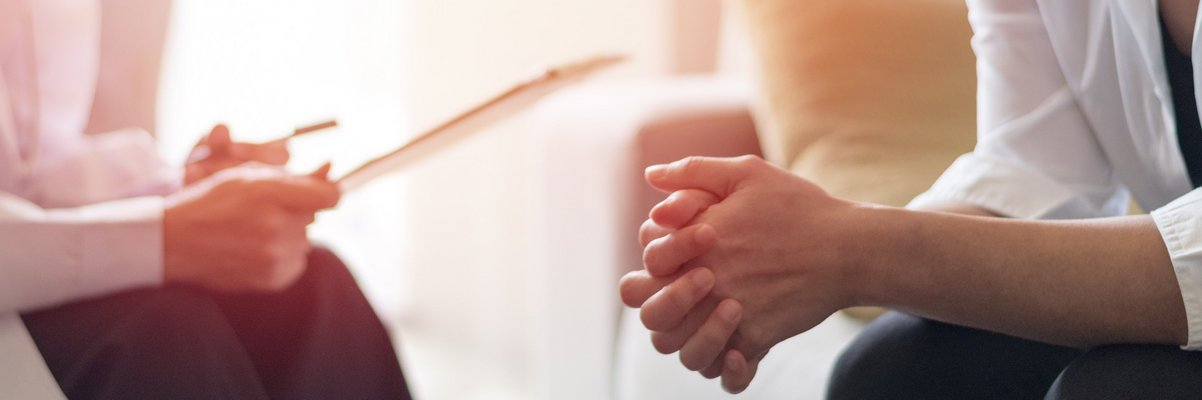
[1151,189,1202,351]
[4,196,166,312]
[71,196,164,292]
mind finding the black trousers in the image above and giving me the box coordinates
[828,311,1202,400]
[20,248,412,400]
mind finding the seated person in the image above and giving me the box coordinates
[0,1,410,399]
[621,0,1202,398]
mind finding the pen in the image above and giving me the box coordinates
[278,119,339,142]
[187,119,338,164]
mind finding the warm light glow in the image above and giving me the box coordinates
[156,0,413,323]
[158,1,674,399]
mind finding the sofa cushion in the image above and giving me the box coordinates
[738,0,977,207]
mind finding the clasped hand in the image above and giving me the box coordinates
[619,155,870,393]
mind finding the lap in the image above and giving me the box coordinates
[1046,344,1202,400]
[829,312,1202,400]
[828,311,1081,400]
[208,247,411,399]
[21,247,409,400]
[22,287,269,400]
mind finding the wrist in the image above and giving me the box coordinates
[161,198,185,284]
[161,190,203,285]
[838,203,917,309]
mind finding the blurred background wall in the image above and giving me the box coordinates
[397,2,670,399]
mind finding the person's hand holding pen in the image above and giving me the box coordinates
[183,120,338,185]
[164,119,342,292]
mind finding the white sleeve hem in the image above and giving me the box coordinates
[71,197,165,294]
[0,194,164,313]
[1151,191,1202,351]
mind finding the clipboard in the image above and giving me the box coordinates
[336,54,626,192]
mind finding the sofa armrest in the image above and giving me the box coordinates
[525,77,758,400]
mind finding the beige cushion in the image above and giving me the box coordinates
[738,0,977,207]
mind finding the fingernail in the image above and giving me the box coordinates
[653,196,675,215]
[722,301,742,323]
[694,225,716,246]
[691,268,713,289]
[727,357,743,372]
[645,164,667,181]
[186,147,211,164]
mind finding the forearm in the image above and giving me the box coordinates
[858,205,1188,348]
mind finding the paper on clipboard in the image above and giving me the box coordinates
[336,54,626,192]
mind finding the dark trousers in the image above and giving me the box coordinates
[828,311,1202,400]
[20,248,412,400]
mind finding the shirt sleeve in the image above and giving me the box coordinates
[915,0,1202,350]
[25,127,181,209]
[0,192,163,314]
[1152,191,1202,350]
[908,0,1129,219]
[0,2,175,315]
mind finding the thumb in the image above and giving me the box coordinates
[310,162,333,181]
[645,156,759,198]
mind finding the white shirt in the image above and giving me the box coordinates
[0,0,176,397]
[910,0,1202,350]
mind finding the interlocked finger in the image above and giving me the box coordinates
[642,223,716,277]
[678,299,743,371]
[619,270,676,308]
[640,268,715,331]
[649,295,719,354]
[649,189,722,229]
[639,219,673,247]
[721,350,762,394]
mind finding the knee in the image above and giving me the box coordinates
[827,312,950,400]
[1045,345,1202,400]
[66,289,266,398]
[307,246,346,271]
[301,246,358,290]
[289,246,376,318]
[24,287,247,367]
[107,288,242,354]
